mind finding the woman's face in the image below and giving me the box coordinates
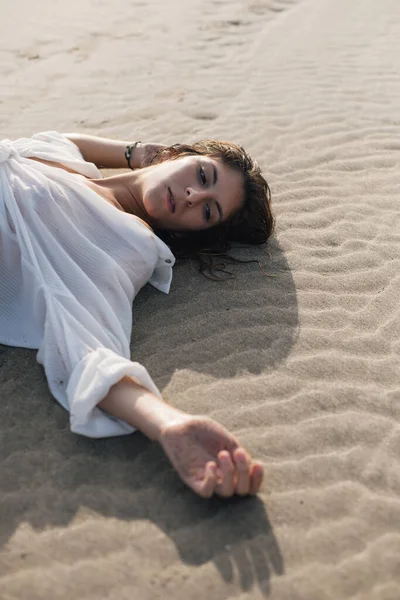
[138,155,244,231]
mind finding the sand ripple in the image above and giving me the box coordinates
[1,0,400,598]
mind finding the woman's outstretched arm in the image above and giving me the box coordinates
[65,133,165,169]
[98,376,264,499]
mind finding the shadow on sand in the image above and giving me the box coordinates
[0,238,295,595]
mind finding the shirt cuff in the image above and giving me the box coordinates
[66,347,162,438]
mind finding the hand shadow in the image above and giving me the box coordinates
[162,493,284,596]
[0,407,284,596]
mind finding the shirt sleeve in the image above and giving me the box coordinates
[37,288,163,438]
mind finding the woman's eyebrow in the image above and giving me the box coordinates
[212,164,218,185]
[216,200,223,221]
[210,164,222,220]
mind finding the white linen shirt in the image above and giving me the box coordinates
[0,131,175,438]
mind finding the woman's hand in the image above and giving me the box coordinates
[99,378,263,499]
[159,415,264,498]
[135,142,167,168]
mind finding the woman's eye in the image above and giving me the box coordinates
[200,166,207,185]
[205,203,211,222]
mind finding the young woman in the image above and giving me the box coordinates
[0,131,274,499]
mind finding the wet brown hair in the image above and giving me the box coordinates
[150,141,274,278]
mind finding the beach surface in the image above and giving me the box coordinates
[1,0,400,598]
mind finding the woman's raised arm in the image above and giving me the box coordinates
[65,133,165,169]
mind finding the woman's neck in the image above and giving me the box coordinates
[91,171,148,221]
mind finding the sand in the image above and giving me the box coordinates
[1,0,400,598]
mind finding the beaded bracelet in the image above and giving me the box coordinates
[124,141,141,170]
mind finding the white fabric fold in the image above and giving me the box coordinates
[0,140,18,163]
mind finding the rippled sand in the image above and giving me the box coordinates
[1,0,400,598]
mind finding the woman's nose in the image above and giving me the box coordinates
[185,186,205,206]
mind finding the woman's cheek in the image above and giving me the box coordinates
[143,189,160,218]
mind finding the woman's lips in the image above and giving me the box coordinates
[167,187,175,213]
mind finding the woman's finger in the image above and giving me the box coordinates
[193,461,217,498]
[249,462,264,495]
[233,447,251,495]
[216,450,235,497]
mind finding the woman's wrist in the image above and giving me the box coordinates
[98,376,190,442]
[124,141,142,170]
